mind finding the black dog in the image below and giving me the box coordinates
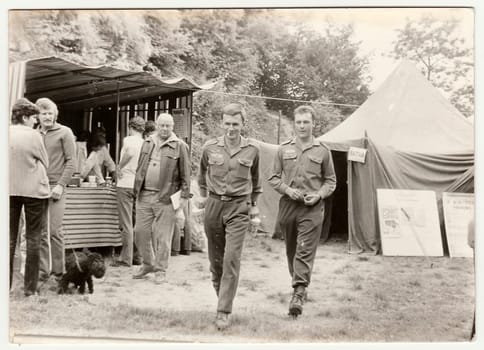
[58,250,106,294]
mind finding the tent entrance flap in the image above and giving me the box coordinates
[321,150,348,242]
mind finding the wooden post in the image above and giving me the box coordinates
[277,110,282,144]
[115,80,121,164]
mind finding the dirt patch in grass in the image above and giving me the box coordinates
[9,237,475,344]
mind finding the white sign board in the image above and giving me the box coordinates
[377,189,443,256]
[348,147,367,163]
[442,192,474,258]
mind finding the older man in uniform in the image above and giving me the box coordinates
[269,105,336,317]
[198,103,262,330]
[132,113,190,284]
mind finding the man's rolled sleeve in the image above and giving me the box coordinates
[268,147,289,195]
[317,150,336,200]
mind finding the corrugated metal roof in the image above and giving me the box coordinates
[23,56,212,109]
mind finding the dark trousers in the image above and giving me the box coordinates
[10,196,47,295]
[277,196,324,288]
[204,197,249,313]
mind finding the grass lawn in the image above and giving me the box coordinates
[9,235,475,344]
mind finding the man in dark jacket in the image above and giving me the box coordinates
[132,113,190,284]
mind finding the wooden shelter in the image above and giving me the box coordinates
[9,56,211,161]
[9,56,211,249]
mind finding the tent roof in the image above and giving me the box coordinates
[21,56,213,109]
[319,60,474,154]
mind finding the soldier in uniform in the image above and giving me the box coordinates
[269,105,336,317]
[197,103,262,330]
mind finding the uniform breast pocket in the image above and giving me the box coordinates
[236,158,252,178]
[282,153,297,171]
[307,155,323,175]
[208,157,226,177]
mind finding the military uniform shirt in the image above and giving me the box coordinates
[268,137,336,199]
[197,136,263,197]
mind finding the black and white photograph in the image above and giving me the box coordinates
[3,0,479,347]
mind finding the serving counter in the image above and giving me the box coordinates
[63,187,121,249]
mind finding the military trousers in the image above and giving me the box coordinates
[204,196,249,314]
[277,196,324,288]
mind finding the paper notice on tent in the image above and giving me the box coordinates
[442,192,474,258]
[377,189,443,256]
[348,147,367,163]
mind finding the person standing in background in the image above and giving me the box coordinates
[269,105,336,318]
[111,116,146,267]
[132,113,191,283]
[9,98,50,296]
[80,133,116,184]
[35,97,76,290]
[143,120,156,139]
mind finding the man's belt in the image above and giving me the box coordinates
[209,192,248,202]
[141,188,159,193]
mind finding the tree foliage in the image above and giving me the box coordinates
[9,9,368,139]
[390,15,474,117]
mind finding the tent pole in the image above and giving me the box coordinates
[115,79,121,164]
[189,92,193,151]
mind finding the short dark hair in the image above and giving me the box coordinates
[11,98,40,124]
[222,103,246,122]
[88,133,107,153]
[129,116,146,133]
[143,120,156,138]
[93,126,106,138]
[77,130,91,142]
[294,105,316,121]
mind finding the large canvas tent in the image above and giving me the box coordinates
[316,60,474,254]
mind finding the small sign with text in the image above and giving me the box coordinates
[348,147,367,163]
